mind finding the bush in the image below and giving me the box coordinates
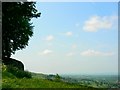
[2,71,16,79]
[55,74,61,82]
[2,64,7,72]
[6,65,32,78]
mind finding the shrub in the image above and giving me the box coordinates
[2,64,7,72]
[2,71,16,79]
[6,65,32,78]
[55,74,61,82]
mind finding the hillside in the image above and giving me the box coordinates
[2,64,92,89]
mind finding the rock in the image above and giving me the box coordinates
[2,57,24,71]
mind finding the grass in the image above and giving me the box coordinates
[2,71,88,88]
[2,78,87,88]
[2,64,92,89]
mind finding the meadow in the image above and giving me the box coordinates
[2,64,119,89]
[2,64,90,89]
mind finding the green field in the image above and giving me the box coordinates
[2,65,91,89]
[3,64,118,89]
[2,77,87,88]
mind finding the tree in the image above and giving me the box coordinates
[55,74,61,82]
[2,2,41,58]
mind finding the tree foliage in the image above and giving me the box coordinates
[2,2,40,58]
[55,74,61,82]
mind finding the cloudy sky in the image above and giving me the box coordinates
[12,2,118,75]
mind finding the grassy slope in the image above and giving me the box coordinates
[2,71,90,88]
[3,78,85,88]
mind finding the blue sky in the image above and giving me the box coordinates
[12,2,118,75]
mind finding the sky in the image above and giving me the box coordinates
[12,2,118,75]
[28,0,119,2]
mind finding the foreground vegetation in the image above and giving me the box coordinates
[2,64,119,89]
[2,77,88,88]
[2,64,91,89]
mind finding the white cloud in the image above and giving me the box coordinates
[80,49,114,56]
[39,49,53,55]
[47,43,53,47]
[83,15,117,32]
[60,31,73,37]
[61,44,66,47]
[66,32,73,36]
[45,35,54,41]
[72,44,77,49]
[66,52,75,56]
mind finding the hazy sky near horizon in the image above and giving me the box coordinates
[12,2,118,75]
